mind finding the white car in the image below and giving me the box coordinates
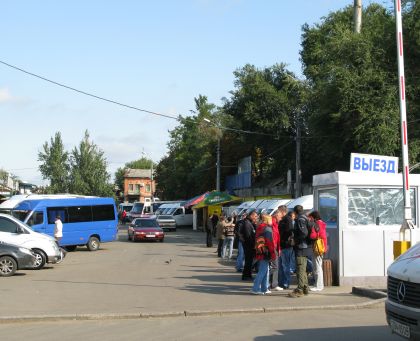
[386,242,420,340]
[0,213,63,269]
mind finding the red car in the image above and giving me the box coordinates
[128,217,165,242]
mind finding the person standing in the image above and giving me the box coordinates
[235,213,246,272]
[222,217,235,259]
[251,214,276,295]
[54,215,63,244]
[270,209,285,291]
[241,210,258,280]
[308,211,328,291]
[216,216,226,257]
[289,205,314,298]
[205,215,213,247]
[211,212,219,237]
[279,210,295,289]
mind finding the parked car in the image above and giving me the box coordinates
[386,242,420,340]
[128,216,165,242]
[156,214,177,232]
[0,213,63,269]
[155,203,192,228]
[0,242,37,276]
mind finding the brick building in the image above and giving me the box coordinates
[123,169,156,203]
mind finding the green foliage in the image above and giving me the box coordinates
[38,132,70,193]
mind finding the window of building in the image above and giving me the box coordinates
[129,184,134,192]
[135,184,141,193]
[146,184,151,193]
[348,187,416,226]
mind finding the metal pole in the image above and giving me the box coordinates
[353,0,362,34]
[395,0,414,236]
[216,137,221,192]
[151,160,154,199]
[295,122,301,198]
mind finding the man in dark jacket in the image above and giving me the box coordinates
[241,210,258,280]
[289,205,314,298]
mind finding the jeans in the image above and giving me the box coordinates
[279,247,294,288]
[206,231,213,247]
[222,237,234,259]
[242,243,254,279]
[313,255,324,290]
[296,256,308,292]
[236,241,244,271]
[270,250,279,288]
[252,259,270,293]
[217,239,224,257]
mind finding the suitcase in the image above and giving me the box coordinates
[323,259,333,286]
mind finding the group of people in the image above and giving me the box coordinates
[206,204,328,298]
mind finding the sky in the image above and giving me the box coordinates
[0,0,379,185]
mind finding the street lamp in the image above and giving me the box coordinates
[204,118,221,192]
[141,150,154,200]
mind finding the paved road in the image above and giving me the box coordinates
[0,307,398,341]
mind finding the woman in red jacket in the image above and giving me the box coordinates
[308,211,328,291]
[251,214,276,295]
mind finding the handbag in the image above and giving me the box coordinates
[313,237,325,256]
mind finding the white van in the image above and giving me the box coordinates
[255,199,292,215]
[233,201,255,217]
[287,195,314,213]
[0,213,63,269]
[386,242,420,340]
[155,203,193,228]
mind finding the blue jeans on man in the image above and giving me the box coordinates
[279,247,294,288]
[236,240,244,272]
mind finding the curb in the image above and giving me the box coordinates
[352,287,387,300]
[0,298,386,324]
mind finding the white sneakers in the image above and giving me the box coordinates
[250,290,264,295]
[310,287,323,292]
[273,286,284,291]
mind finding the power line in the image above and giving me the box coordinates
[0,60,179,121]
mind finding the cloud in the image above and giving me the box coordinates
[0,87,33,106]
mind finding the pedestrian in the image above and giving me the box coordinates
[308,211,328,291]
[211,211,219,237]
[241,210,258,281]
[216,216,226,257]
[54,215,63,244]
[289,205,314,298]
[121,209,127,224]
[205,215,213,247]
[270,207,287,291]
[278,209,295,289]
[234,213,247,272]
[222,217,235,259]
[251,214,276,295]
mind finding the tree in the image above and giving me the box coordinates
[38,132,70,193]
[69,131,114,197]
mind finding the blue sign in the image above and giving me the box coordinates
[350,153,398,175]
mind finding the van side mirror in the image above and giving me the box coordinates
[17,226,25,234]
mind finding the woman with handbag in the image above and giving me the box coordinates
[308,211,328,292]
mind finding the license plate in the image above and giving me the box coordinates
[146,235,155,238]
[390,319,410,339]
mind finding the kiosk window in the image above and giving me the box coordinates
[348,188,416,226]
[318,189,337,227]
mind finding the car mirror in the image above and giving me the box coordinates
[16,226,25,234]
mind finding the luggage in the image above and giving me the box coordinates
[323,259,333,286]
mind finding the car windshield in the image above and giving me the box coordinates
[11,209,31,222]
[134,219,159,228]
[131,203,144,213]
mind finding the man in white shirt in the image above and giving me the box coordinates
[54,215,63,243]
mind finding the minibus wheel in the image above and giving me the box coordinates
[87,237,100,251]
[0,256,17,276]
[32,249,46,269]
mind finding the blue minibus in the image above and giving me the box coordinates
[11,196,118,251]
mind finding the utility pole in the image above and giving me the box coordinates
[295,120,302,198]
[216,137,221,192]
[354,0,362,33]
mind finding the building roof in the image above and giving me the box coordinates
[124,169,152,179]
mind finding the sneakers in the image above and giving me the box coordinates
[264,290,272,295]
[250,290,263,295]
[273,286,284,291]
[288,289,304,298]
[310,287,323,292]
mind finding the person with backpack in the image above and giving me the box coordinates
[251,214,276,295]
[289,205,315,298]
[308,211,328,291]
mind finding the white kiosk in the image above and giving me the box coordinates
[313,171,420,286]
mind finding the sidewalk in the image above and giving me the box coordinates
[0,229,385,322]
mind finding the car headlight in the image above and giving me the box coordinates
[19,247,33,255]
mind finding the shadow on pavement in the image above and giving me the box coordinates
[254,326,399,341]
